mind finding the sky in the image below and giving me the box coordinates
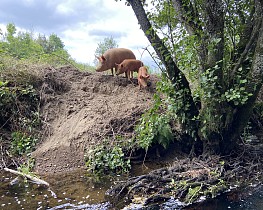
[0,0,156,68]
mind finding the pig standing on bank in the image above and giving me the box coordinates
[138,66,150,89]
[96,48,136,76]
[115,59,143,81]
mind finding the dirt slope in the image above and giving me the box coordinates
[32,66,157,174]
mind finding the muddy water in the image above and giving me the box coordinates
[1,165,262,210]
[0,169,112,210]
[0,163,159,210]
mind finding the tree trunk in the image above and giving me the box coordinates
[127,0,200,140]
[221,10,263,154]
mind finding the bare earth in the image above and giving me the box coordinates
[32,66,158,174]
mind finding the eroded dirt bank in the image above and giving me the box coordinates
[32,66,158,174]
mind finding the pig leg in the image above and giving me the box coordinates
[130,71,133,79]
[111,68,114,76]
[127,70,135,84]
[127,70,131,81]
[138,81,142,90]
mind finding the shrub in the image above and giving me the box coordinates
[11,131,38,155]
[85,143,131,175]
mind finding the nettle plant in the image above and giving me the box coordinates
[11,131,38,155]
[85,140,131,175]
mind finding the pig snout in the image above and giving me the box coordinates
[96,64,103,72]
[95,55,107,72]
[139,75,149,87]
[115,63,125,75]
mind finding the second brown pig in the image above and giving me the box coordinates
[115,59,143,81]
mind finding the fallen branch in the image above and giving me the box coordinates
[4,167,49,187]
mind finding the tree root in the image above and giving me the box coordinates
[107,153,263,208]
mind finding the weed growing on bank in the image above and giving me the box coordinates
[85,139,131,175]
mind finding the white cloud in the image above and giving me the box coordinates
[0,0,156,68]
[56,4,75,15]
[22,0,35,6]
[62,0,153,66]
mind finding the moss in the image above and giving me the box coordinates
[185,185,203,204]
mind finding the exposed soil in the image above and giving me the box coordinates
[32,66,158,174]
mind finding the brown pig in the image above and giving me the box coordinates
[115,59,143,81]
[96,48,136,76]
[138,66,150,89]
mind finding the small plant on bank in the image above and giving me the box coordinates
[18,158,36,177]
[85,142,131,175]
[11,131,38,155]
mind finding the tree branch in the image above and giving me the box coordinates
[230,19,262,79]
[172,0,202,36]
[230,0,262,79]
[223,1,263,145]
[126,0,199,137]
[172,0,208,71]
[203,0,225,83]
[127,0,180,79]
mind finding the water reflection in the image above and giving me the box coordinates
[1,169,262,210]
[0,169,112,210]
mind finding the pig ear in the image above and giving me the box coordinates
[101,55,106,61]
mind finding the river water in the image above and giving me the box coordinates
[1,168,262,210]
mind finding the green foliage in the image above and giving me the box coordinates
[0,23,84,69]
[11,131,38,155]
[147,0,178,31]
[223,78,253,106]
[205,179,227,199]
[2,23,44,59]
[195,63,254,139]
[135,106,173,150]
[135,75,175,151]
[185,185,202,203]
[0,74,40,132]
[18,158,36,177]
[85,141,131,175]
[46,33,65,52]
[0,48,41,158]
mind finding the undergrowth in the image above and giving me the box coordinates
[134,74,178,151]
[0,56,42,166]
[85,139,131,175]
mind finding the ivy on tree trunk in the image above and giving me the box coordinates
[127,0,200,148]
